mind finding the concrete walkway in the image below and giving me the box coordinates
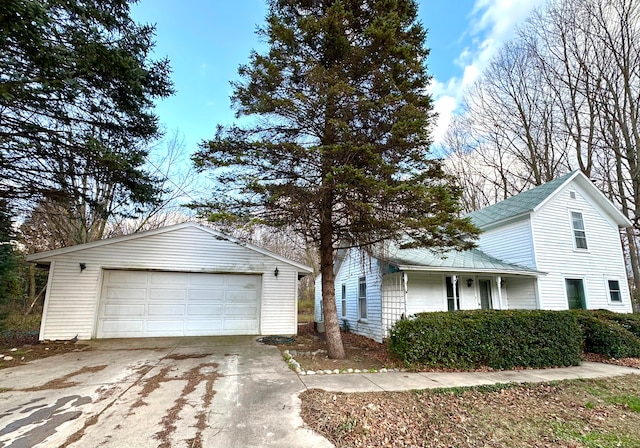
[298,362,639,393]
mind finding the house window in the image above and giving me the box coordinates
[608,280,622,302]
[571,211,588,249]
[341,283,347,316]
[358,277,367,319]
[446,276,460,311]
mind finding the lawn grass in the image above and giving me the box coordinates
[301,374,640,447]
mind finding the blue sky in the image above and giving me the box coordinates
[131,0,546,153]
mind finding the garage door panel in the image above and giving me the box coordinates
[189,274,226,287]
[223,319,258,331]
[226,290,259,301]
[148,304,185,316]
[224,304,258,316]
[226,276,259,289]
[188,289,223,301]
[104,288,147,300]
[150,272,189,286]
[103,304,145,317]
[97,271,261,338]
[148,288,187,301]
[185,319,223,332]
[108,271,149,284]
[146,320,184,332]
[101,320,144,334]
[187,304,224,316]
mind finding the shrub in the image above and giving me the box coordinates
[389,310,582,370]
[572,311,640,358]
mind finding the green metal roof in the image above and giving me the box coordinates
[382,244,541,276]
[467,171,576,228]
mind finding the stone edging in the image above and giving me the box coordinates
[282,349,403,376]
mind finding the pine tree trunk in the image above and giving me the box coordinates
[320,211,345,359]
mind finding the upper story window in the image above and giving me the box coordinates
[358,276,367,319]
[571,211,588,250]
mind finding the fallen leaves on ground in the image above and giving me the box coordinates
[301,375,640,447]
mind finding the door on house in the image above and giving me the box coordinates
[479,279,492,309]
[565,279,586,309]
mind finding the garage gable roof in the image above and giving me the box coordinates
[26,222,313,273]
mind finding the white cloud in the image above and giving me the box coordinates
[430,0,547,145]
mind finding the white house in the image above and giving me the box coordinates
[28,222,312,340]
[314,171,633,342]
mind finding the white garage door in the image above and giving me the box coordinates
[97,270,261,338]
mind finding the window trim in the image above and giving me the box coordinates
[570,210,588,250]
[358,276,367,320]
[607,279,623,304]
[341,283,347,317]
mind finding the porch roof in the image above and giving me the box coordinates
[382,245,543,276]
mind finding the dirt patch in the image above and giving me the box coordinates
[20,365,108,392]
[277,331,400,372]
[301,374,640,447]
[0,337,88,370]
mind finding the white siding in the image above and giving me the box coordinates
[532,184,632,312]
[313,275,323,323]
[38,225,301,340]
[478,219,536,268]
[504,277,538,309]
[323,249,384,342]
[405,272,446,313]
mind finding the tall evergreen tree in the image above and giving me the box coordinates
[193,0,477,358]
[0,200,17,306]
[0,0,173,217]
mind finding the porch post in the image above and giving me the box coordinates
[402,272,408,318]
[452,275,458,310]
[496,276,503,309]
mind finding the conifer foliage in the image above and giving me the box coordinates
[194,0,477,358]
[0,0,173,208]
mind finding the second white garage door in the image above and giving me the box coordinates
[97,270,261,338]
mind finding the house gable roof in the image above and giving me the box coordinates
[26,222,312,273]
[467,171,631,230]
[379,244,542,276]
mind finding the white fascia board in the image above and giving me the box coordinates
[26,222,313,274]
[533,171,631,228]
[396,265,545,277]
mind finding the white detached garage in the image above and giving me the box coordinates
[27,223,312,340]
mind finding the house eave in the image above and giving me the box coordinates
[396,265,544,277]
[25,222,313,274]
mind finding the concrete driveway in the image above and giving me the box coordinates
[0,336,332,448]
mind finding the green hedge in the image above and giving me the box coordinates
[572,311,640,358]
[584,309,640,339]
[389,310,583,370]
